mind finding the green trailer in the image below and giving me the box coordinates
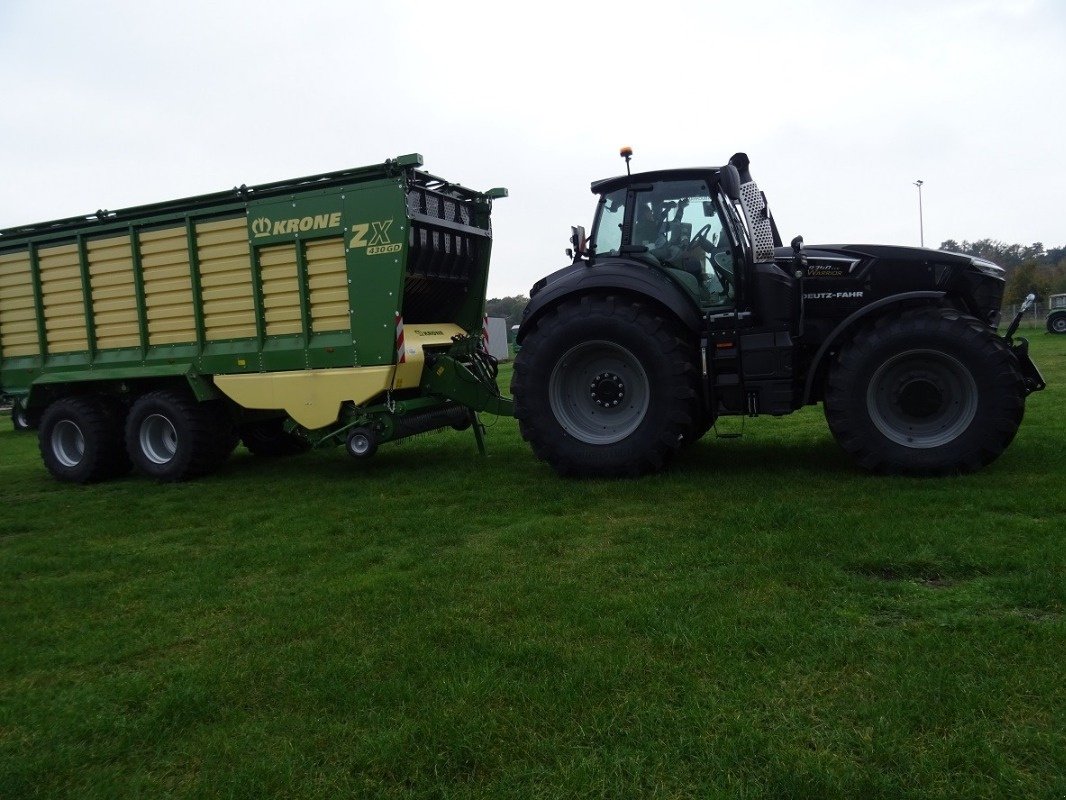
[0,154,513,482]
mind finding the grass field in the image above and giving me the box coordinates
[1,327,1063,799]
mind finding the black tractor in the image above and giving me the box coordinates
[512,150,1045,477]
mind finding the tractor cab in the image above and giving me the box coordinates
[588,168,748,311]
[585,154,797,333]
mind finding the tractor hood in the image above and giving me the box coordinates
[774,244,1005,279]
[773,242,1007,326]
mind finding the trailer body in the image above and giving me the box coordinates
[0,154,511,480]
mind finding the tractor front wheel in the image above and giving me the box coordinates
[824,307,1025,475]
[1048,312,1066,334]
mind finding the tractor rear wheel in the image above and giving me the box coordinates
[512,296,697,477]
[38,396,128,483]
[824,307,1025,475]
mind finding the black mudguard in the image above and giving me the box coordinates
[518,258,702,341]
[802,291,947,404]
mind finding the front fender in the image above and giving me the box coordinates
[518,258,702,341]
[802,291,947,404]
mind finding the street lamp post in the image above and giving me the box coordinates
[914,179,924,247]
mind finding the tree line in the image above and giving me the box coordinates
[484,295,529,331]
[939,239,1066,303]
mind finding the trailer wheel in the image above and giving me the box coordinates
[38,396,128,483]
[239,418,311,457]
[1048,313,1066,334]
[512,296,696,477]
[11,400,31,432]
[125,390,221,481]
[824,307,1025,475]
[345,427,378,459]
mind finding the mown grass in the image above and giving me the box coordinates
[1,327,1063,799]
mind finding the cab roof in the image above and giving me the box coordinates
[591,167,724,195]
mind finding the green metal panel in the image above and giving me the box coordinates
[28,245,48,360]
[343,179,409,366]
[128,227,150,358]
[75,236,96,361]
[183,219,207,353]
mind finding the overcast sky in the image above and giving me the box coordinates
[1,0,1063,297]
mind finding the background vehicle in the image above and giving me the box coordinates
[513,150,1045,477]
[1047,293,1066,334]
[0,155,511,482]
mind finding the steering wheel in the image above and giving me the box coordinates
[690,224,714,252]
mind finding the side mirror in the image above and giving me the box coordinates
[568,225,588,259]
[720,165,741,201]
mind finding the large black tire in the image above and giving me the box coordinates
[38,396,129,483]
[239,418,311,457]
[125,390,224,481]
[824,307,1025,475]
[512,296,697,477]
[1048,312,1066,335]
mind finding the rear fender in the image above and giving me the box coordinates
[518,259,702,340]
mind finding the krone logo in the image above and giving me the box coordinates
[251,217,272,238]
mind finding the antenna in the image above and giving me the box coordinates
[620,146,633,176]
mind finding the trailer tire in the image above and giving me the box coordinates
[824,307,1025,475]
[512,296,696,477]
[125,390,221,481]
[11,401,31,432]
[38,396,128,483]
[345,427,378,459]
[239,418,310,457]
[1048,312,1066,334]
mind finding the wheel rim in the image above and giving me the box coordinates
[51,420,85,467]
[1052,316,1066,333]
[140,414,178,464]
[548,340,650,445]
[14,409,28,428]
[867,349,978,449]
[349,434,370,456]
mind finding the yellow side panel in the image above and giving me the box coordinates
[259,244,302,336]
[212,325,464,429]
[196,217,255,341]
[140,226,195,345]
[305,237,349,333]
[0,250,39,357]
[38,243,87,353]
[215,367,394,429]
[86,234,139,350]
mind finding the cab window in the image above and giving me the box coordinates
[591,188,626,257]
